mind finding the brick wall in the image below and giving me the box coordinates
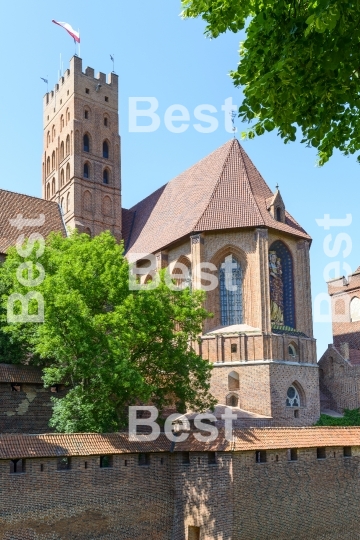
[0,383,66,434]
[328,272,360,350]
[208,361,320,425]
[269,363,320,425]
[0,453,173,540]
[2,445,360,539]
[232,447,360,540]
[319,346,360,413]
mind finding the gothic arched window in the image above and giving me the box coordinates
[66,163,70,182]
[60,141,64,161]
[103,141,109,158]
[103,169,109,184]
[226,394,239,407]
[83,163,89,179]
[172,257,192,290]
[83,134,90,153]
[83,191,92,213]
[219,255,243,326]
[66,135,70,156]
[286,386,300,407]
[228,371,239,390]
[350,297,360,322]
[276,207,281,222]
[269,241,295,328]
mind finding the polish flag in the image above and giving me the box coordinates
[52,20,80,43]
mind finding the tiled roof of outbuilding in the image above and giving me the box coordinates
[125,139,311,257]
[174,427,360,452]
[1,427,359,459]
[0,432,171,459]
[0,189,66,254]
[0,364,43,384]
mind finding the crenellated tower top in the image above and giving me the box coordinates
[41,56,121,241]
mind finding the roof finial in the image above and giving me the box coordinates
[275,183,279,191]
[231,111,237,138]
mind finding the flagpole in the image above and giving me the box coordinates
[78,29,80,57]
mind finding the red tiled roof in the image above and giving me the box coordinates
[0,432,171,459]
[0,189,66,254]
[174,427,360,452]
[125,140,310,257]
[121,207,136,251]
[0,364,43,384]
[1,427,359,458]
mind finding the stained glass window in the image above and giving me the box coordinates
[269,241,295,328]
[286,386,300,407]
[219,255,243,326]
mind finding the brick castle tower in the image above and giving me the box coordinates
[42,56,121,240]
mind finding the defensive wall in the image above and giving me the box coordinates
[1,428,360,540]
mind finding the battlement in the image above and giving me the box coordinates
[43,56,118,108]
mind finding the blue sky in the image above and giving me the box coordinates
[0,1,359,357]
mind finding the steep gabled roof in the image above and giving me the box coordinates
[0,189,66,254]
[125,139,310,256]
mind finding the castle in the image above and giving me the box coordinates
[0,57,360,539]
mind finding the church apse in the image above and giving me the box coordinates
[269,241,296,331]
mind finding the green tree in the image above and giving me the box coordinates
[181,0,360,165]
[316,408,360,426]
[0,231,215,432]
[0,260,40,364]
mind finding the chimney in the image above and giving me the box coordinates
[340,342,350,361]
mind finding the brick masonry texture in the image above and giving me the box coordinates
[0,366,67,434]
[154,225,317,427]
[319,266,360,412]
[42,56,121,241]
[0,383,66,434]
[1,429,360,539]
